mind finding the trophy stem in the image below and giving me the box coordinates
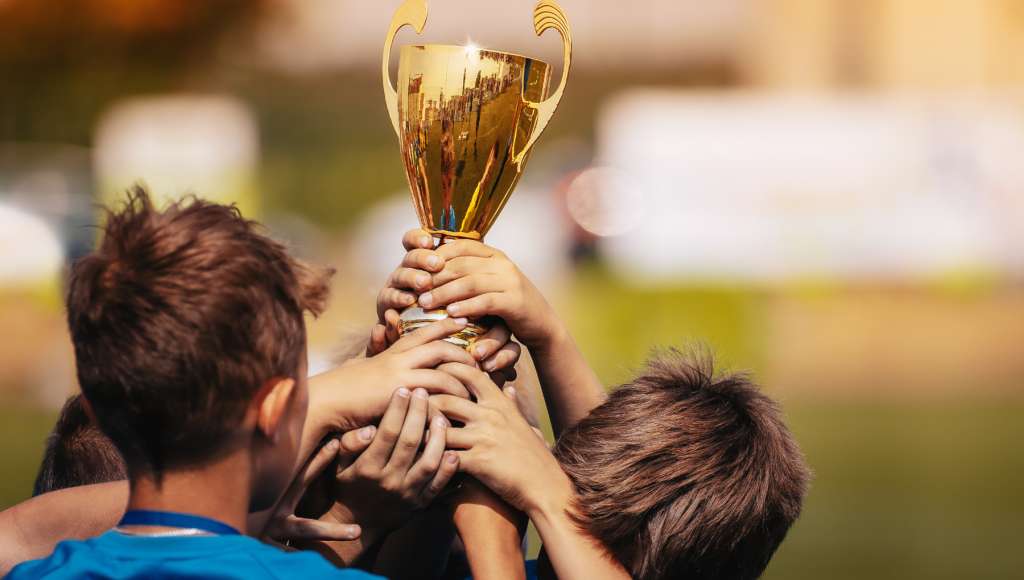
[398,233,486,349]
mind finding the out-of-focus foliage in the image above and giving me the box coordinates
[0,0,271,143]
[0,0,268,68]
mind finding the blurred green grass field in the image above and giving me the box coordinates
[2,274,1022,579]
[0,399,57,506]
[2,397,1021,579]
[768,400,1024,580]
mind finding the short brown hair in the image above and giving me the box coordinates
[67,187,332,474]
[553,348,810,580]
[33,394,126,496]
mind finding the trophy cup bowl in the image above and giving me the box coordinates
[382,0,571,348]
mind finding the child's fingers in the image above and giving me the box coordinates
[404,339,478,369]
[390,267,434,292]
[445,293,506,320]
[481,341,521,373]
[418,276,502,310]
[378,288,417,319]
[384,309,402,345]
[298,437,340,491]
[421,451,460,502]
[430,256,491,287]
[402,228,435,251]
[387,388,429,471]
[392,317,468,350]
[405,414,448,492]
[403,369,471,399]
[281,516,361,542]
[471,322,511,361]
[361,388,412,466]
[442,426,476,449]
[366,324,388,357]
[489,367,517,388]
[430,393,482,423]
[437,362,503,403]
[435,239,495,261]
[336,427,375,473]
[401,248,444,273]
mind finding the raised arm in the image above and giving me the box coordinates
[433,364,629,580]
[450,478,527,580]
[378,229,606,435]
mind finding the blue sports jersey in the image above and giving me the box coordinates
[6,531,380,579]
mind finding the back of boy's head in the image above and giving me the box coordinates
[553,348,810,580]
[33,394,126,496]
[66,187,332,477]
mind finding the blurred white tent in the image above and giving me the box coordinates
[593,92,1024,283]
[94,95,260,216]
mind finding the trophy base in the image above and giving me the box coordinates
[399,306,486,349]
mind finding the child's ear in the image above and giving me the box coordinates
[255,377,297,442]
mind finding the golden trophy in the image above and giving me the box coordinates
[382,0,572,347]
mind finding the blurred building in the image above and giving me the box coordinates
[256,0,746,72]
[258,0,1024,92]
[745,0,1024,91]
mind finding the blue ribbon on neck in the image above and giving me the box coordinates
[119,510,240,536]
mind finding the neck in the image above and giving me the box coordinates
[126,449,252,535]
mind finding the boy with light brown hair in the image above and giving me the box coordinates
[377,230,811,580]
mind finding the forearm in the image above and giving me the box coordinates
[518,469,627,580]
[455,503,525,580]
[0,480,128,574]
[529,322,606,436]
[528,494,628,580]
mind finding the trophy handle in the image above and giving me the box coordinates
[382,0,429,138]
[514,0,572,165]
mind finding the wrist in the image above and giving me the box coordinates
[527,315,571,357]
[301,382,333,448]
[307,371,363,434]
[524,468,575,526]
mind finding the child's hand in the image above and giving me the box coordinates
[433,364,574,515]
[329,386,459,534]
[384,230,561,352]
[308,318,476,435]
[261,431,368,546]
[372,229,523,375]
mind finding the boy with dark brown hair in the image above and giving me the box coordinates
[9,189,420,579]
[378,230,811,579]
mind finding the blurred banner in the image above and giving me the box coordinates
[593,92,1024,283]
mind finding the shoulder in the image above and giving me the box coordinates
[5,537,95,578]
[241,540,381,579]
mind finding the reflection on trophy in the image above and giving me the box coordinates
[382,0,572,347]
